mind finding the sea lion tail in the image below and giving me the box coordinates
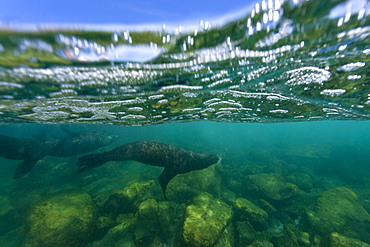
[76,153,109,173]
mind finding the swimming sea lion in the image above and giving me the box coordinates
[0,134,54,179]
[77,141,220,199]
[0,130,117,179]
[49,130,118,157]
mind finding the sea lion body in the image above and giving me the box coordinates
[0,134,55,179]
[77,141,220,199]
[50,130,117,157]
[0,134,50,161]
[0,130,117,179]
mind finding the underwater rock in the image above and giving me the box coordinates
[0,226,27,247]
[270,226,299,247]
[296,231,311,247]
[81,172,142,204]
[324,232,370,247]
[25,190,99,247]
[243,173,300,202]
[286,172,313,193]
[101,180,156,217]
[157,201,185,246]
[166,163,223,204]
[306,187,370,243]
[233,197,269,231]
[235,221,269,246]
[0,195,22,236]
[182,192,233,247]
[89,213,137,247]
[214,224,234,247]
[134,199,158,246]
[247,240,274,247]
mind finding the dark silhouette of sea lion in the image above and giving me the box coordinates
[49,129,118,157]
[0,130,117,179]
[76,141,220,199]
[0,134,54,179]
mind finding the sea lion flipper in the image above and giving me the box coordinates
[13,160,38,179]
[158,168,177,200]
[77,153,109,173]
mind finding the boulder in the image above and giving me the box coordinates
[157,201,185,246]
[233,197,268,231]
[25,190,99,247]
[270,226,299,247]
[167,163,224,204]
[286,173,313,193]
[243,173,299,202]
[235,221,269,246]
[182,192,233,246]
[89,213,137,247]
[306,187,370,243]
[324,232,370,247]
[101,180,157,216]
[247,240,274,247]
[0,196,22,236]
[134,199,158,246]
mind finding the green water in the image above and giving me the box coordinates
[0,121,370,246]
[0,0,370,246]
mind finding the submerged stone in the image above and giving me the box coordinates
[233,197,268,231]
[101,180,156,216]
[0,195,22,236]
[270,226,299,247]
[89,213,137,247]
[235,220,269,246]
[157,201,185,246]
[306,187,370,243]
[286,172,313,193]
[134,199,158,246]
[25,190,99,247]
[324,232,370,247]
[243,173,300,202]
[182,192,233,247]
[247,240,274,247]
[167,163,224,203]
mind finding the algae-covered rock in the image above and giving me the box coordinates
[306,187,370,243]
[101,180,156,216]
[244,173,300,201]
[0,226,27,247]
[0,195,22,236]
[134,199,158,246]
[286,173,313,193]
[235,221,269,246]
[89,213,137,247]
[297,232,311,247]
[324,232,370,247]
[247,240,274,247]
[234,197,268,231]
[182,192,233,247]
[25,190,99,247]
[167,163,224,204]
[270,226,299,247]
[157,201,185,246]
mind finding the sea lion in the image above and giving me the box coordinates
[76,141,220,199]
[0,130,117,179]
[49,129,118,157]
[0,134,54,179]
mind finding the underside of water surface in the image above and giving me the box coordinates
[1,1,370,246]
[0,0,369,125]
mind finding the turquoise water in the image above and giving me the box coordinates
[0,121,370,246]
[1,0,370,246]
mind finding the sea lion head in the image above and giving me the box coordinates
[199,153,221,169]
[103,135,118,145]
